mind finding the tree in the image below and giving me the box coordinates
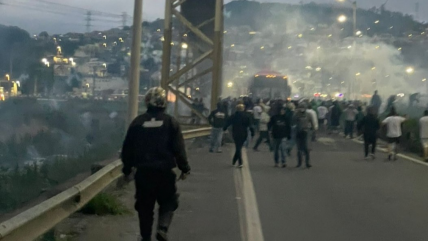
[38,31,49,39]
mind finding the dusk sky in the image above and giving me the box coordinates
[0,0,425,34]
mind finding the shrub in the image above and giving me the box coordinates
[80,193,129,216]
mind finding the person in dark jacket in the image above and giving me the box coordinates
[357,106,380,159]
[208,102,227,153]
[121,87,190,241]
[268,107,292,167]
[293,103,315,168]
[370,90,382,115]
[224,104,254,167]
[329,101,342,134]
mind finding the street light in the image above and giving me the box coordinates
[338,15,347,23]
[181,43,188,49]
[227,82,233,88]
[337,0,357,36]
[406,67,414,74]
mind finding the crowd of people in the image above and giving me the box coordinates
[208,90,428,166]
[119,86,428,241]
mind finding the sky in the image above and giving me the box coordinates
[0,0,425,34]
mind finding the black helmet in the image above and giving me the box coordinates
[145,87,167,108]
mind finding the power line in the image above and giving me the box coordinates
[33,0,123,18]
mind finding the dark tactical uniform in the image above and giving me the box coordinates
[122,106,190,241]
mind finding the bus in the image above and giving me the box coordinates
[249,70,291,100]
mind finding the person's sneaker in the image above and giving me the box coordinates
[156,229,168,241]
[306,164,312,169]
[274,163,279,168]
[370,154,375,160]
[238,164,243,168]
[281,164,287,168]
[216,150,223,153]
[209,149,214,153]
[296,164,302,168]
[364,156,369,160]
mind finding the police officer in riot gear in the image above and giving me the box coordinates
[121,87,190,241]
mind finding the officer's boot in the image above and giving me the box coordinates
[156,211,174,241]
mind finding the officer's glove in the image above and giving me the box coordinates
[178,171,190,181]
[117,173,134,188]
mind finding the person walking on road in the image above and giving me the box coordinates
[357,106,380,160]
[121,87,190,241]
[208,102,227,153]
[344,104,358,139]
[306,102,318,142]
[419,110,428,162]
[253,104,272,151]
[370,90,382,115]
[268,106,292,167]
[285,102,297,156]
[329,101,342,134]
[224,104,254,167]
[317,102,328,133]
[293,103,315,168]
[253,101,263,132]
[382,108,406,160]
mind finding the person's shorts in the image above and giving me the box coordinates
[388,137,400,144]
[421,139,428,148]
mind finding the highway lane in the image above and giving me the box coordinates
[248,135,428,241]
[62,135,428,241]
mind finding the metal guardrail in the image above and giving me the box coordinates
[0,127,212,241]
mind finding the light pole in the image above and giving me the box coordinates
[338,0,357,99]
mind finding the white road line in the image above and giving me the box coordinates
[233,148,265,241]
[352,139,428,167]
[234,168,247,241]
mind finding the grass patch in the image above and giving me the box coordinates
[80,192,129,216]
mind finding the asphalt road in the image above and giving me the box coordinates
[66,134,428,241]
[249,134,428,241]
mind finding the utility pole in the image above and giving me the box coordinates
[415,2,419,21]
[9,52,13,77]
[121,12,128,29]
[127,0,143,126]
[348,1,357,100]
[34,76,38,96]
[85,11,92,33]
[92,66,96,98]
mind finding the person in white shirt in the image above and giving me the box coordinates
[306,103,318,142]
[382,108,406,160]
[253,102,263,133]
[317,102,328,132]
[253,105,272,151]
[419,110,428,161]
